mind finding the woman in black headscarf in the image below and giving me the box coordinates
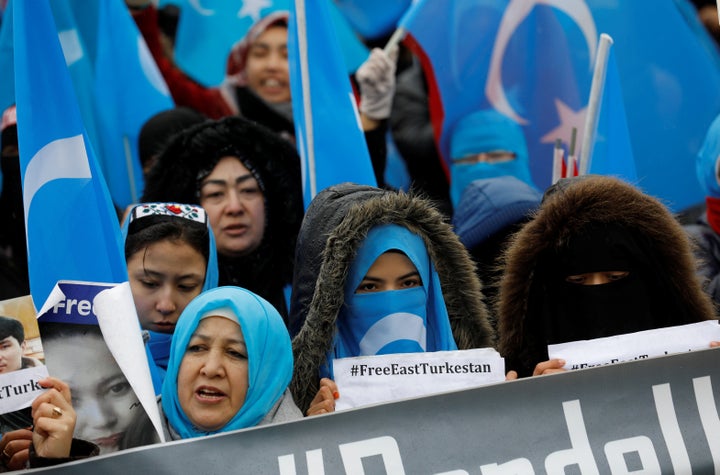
[141,116,303,322]
[497,175,717,377]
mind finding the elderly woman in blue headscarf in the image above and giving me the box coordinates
[124,286,301,446]
[448,109,537,208]
[18,286,302,462]
[289,183,495,416]
[122,202,219,391]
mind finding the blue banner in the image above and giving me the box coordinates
[13,0,127,309]
[23,347,720,473]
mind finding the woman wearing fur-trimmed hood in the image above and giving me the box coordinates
[498,175,716,378]
[289,183,495,414]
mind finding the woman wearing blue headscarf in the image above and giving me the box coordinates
[21,286,301,459]
[289,184,495,415]
[122,202,219,390]
[120,286,300,447]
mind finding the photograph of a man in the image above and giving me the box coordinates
[0,316,41,374]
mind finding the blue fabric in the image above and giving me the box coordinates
[162,286,293,439]
[6,0,174,208]
[160,0,290,87]
[697,113,720,198]
[334,0,411,41]
[92,0,174,208]
[14,0,127,308]
[453,176,541,250]
[0,0,13,114]
[288,0,377,209]
[399,0,720,212]
[121,202,219,388]
[586,45,637,184]
[331,224,457,369]
[449,109,534,206]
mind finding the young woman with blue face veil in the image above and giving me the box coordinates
[122,203,219,391]
[334,224,457,361]
[290,183,495,415]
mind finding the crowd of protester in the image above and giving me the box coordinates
[0,0,720,469]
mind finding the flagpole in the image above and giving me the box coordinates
[296,0,317,198]
[578,33,613,176]
[384,27,406,54]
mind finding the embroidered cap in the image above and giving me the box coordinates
[130,202,208,226]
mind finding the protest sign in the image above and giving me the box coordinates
[0,295,48,427]
[25,346,720,474]
[333,348,504,410]
[36,281,163,454]
[548,320,720,370]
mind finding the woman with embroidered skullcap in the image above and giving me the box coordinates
[289,183,495,415]
[498,175,717,378]
[141,116,303,322]
[122,202,219,388]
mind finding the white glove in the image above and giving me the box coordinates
[356,46,398,121]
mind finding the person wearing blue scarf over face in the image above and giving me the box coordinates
[290,184,495,416]
[159,286,301,440]
[449,109,537,208]
[122,203,219,392]
[334,224,457,361]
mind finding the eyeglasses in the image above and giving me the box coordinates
[453,151,517,165]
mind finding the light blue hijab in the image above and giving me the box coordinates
[329,224,457,372]
[121,203,219,391]
[449,109,535,206]
[161,286,293,439]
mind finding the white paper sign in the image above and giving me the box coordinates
[0,366,49,415]
[548,320,720,370]
[333,348,505,410]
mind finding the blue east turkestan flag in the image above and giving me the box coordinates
[399,0,720,211]
[288,0,377,209]
[13,0,127,309]
[161,0,291,87]
[164,0,368,87]
[93,0,174,208]
[335,0,412,41]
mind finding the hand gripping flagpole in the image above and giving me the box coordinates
[578,33,613,176]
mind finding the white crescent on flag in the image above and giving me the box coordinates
[358,312,427,355]
[485,0,597,125]
[189,0,214,16]
[23,134,91,228]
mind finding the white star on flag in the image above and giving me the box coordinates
[238,0,272,21]
[540,99,587,150]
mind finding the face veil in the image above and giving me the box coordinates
[528,223,674,346]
